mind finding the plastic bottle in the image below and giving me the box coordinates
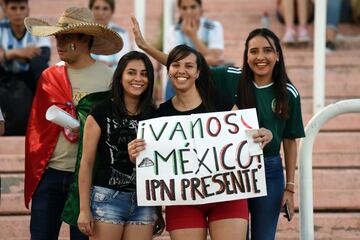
[261,11,270,29]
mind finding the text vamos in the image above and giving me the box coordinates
[136,109,267,206]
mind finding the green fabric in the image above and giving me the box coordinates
[254,83,305,157]
[61,91,109,226]
[210,65,241,104]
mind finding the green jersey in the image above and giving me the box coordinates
[210,65,241,104]
[253,82,305,157]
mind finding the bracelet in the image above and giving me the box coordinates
[286,182,295,186]
[285,188,295,194]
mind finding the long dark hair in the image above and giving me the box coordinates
[166,44,215,111]
[111,51,155,119]
[237,28,290,119]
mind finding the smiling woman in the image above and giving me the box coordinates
[246,35,279,86]
[236,28,305,239]
[129,45,248,240]
[77,51,161,240]
[121,59,149,106]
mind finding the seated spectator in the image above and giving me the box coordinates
[326,0,343,52]
[326,0,355,52]
[0,0,51,135]
[166,0,224,66]
[164,0,225,100]
[89,0,130,69]
[276,0,314,44]
[352,0,360,23]
[0,0,5,20]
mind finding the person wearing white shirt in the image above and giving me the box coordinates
[89,0,131,69]
[164,0,225,99]
[0,0,51,135]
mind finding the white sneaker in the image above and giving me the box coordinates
[282,28,296,44]
[297,27,310,43]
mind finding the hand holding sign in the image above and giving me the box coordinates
[136,109,268,206]
[128,139,146,163]
[246,127,273,153]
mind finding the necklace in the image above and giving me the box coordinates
[173,96,201,111]
[126,107,139,116]
[173,96,188,111]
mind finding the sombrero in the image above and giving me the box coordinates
[24,7,123,55]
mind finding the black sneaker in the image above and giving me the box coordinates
[326,41,336,52]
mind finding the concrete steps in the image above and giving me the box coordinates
[1,214,360,240]
[277,213,360,240]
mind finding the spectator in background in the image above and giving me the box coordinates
[326,0,343,52]
[0,0,5,20]
[89,0,130,69]
[276,0,314,44]
[0,0,51,135]
[326,0,355,52]
[0,106,4,136]
[352,0,360,23]
[164,0,225,100]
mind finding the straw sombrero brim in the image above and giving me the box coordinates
[24,17,123,55]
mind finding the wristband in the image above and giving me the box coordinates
[286,182,295,186]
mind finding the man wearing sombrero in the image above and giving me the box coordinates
[24,7,123,239]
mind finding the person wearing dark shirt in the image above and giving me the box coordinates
[129,45,250,240]
[77,51,161,239]
[0,0,51,135]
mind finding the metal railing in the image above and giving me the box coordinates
[313,0,327,113]
[298,99,360,239]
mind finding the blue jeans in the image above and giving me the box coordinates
[91,186,158,225]
[248,155,285,240]
[327,0,342,29]
[30,168,88,240]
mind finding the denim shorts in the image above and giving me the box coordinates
[91,186,158,225]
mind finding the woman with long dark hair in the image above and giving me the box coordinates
[77,51,158,240]
[236,28,305,239]
[129,45,249,240]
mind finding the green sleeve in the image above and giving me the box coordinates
[284,90,305,139]
[210,66,241,104]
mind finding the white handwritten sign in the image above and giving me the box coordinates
[136,109,267,206]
